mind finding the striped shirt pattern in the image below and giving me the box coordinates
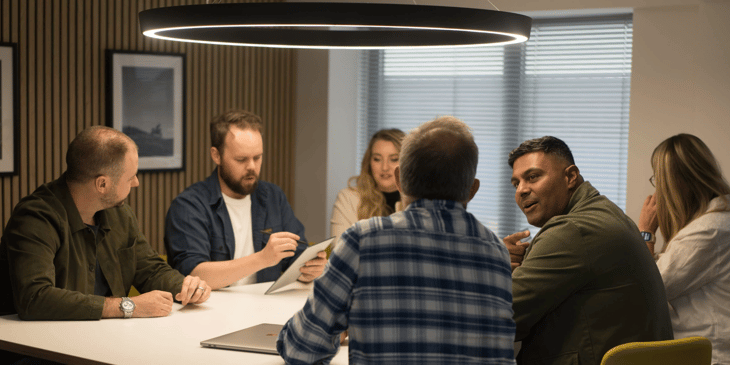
[278,199,516,364]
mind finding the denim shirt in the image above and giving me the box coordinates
[164,168,306,283]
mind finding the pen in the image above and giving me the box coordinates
[260,230,309,246]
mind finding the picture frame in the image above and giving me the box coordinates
[0,43,19,176]
[106,50,185,171]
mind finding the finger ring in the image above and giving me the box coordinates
[197,286,205,291]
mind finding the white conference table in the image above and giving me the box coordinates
[0,281,348,364]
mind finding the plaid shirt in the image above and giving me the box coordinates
[277,199,516,364]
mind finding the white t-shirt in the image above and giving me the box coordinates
[221,193,256,286]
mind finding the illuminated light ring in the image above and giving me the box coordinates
[139,3,532,49]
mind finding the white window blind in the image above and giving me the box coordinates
[357,15,633,237]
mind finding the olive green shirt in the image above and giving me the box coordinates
[0,174,184,320]
[512,182,673,365]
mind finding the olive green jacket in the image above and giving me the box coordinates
[512,182,673,365]
[0,174,184,320]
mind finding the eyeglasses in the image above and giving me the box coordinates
[649,175,655,187]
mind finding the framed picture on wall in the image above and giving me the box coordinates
[0,43,19,176]
[106,50,185,172]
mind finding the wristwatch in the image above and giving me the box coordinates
[119,297,135,319]
[640,231,656,243]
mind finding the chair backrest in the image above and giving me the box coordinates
[601,336,712,365]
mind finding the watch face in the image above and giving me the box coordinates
[641,232,652,241]
[121,300,134,310]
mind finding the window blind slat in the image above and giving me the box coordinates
[357,15,633,237]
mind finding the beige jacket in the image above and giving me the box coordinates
[330,187,403,249]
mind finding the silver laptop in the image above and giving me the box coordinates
[200,323,283,354]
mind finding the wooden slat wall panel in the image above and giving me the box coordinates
[0,0,296,254]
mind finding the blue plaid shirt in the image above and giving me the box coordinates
[277,199,516,364]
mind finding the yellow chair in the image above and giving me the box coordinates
[601,336,712,365]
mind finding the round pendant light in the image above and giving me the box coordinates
[139,3,532,49]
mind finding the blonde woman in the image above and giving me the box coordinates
[330,129,406,248]
[639,133,730,365]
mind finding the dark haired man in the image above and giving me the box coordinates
[278,117,516,364]
[0,126,210,320]
[505,136,673,365]
[165,110,326,289]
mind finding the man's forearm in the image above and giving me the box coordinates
[12,286,107,320]
[190,252,269,290]
[101,297,124,318]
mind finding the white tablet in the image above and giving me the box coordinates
[265,237,334,294]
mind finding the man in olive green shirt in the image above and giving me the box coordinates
[504,136,672,365]
[0,126,210,320]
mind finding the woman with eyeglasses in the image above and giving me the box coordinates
[639,133,730,365]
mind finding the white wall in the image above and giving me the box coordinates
[627,1,730,248]
[293,49,360,241]
[326,51,361,238]
[293,0,730,245]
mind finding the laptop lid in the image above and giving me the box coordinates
[265,237,334,295]
[200,323,283,354]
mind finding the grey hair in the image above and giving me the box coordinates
[399,116,478,202]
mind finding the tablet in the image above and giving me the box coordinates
[265,237,334,294]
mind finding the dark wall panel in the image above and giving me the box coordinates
[0,0,296,253]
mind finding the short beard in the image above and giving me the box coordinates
[219,163,259,197]
[100,187,126,209]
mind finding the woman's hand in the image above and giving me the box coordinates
[639,194,659,233]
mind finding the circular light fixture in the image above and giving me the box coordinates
[139,3,532,49]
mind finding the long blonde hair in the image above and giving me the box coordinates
[653,134,730,247]
[349,129,406,220]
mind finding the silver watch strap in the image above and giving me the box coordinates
[120,297,134,319]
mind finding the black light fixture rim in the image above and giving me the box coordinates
[139,2,533,48]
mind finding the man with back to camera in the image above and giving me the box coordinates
[0,126,210,320]
[164,110,326,290]
[277,116,517,364]
[504,136,673,365]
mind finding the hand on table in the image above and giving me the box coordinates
[175,275,211,306]
[503,230,531,271]
[132,290,175,317]
[298,251,327,283]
